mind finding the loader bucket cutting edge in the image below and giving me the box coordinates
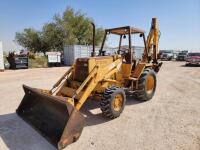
[16,85,85,149]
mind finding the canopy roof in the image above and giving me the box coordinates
[105,26,145,35]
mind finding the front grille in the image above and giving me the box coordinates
[74,58,88,82]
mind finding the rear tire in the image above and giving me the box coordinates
[185,63,190,66]
[100,86,126,119]
[133,69,157,101]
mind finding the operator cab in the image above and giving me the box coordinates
[98,26,148,67]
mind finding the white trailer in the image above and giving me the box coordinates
[46,52,61,67]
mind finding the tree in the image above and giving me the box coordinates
[56,7,105,46]
[15,28,48,54]
[42,22,64,51]
[15,28,39,52]
[15,7,104,53]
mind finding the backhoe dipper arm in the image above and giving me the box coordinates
[145,18,160,63]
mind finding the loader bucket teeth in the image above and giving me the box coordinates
[16,85,85,149]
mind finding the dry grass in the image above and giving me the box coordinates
[28,56,48,68]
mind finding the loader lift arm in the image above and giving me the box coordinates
[54,57,122,110]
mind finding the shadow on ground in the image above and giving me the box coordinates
[0,113,56,150]
[180,64,200,67]
[0,96,143,150]
[81,96,144,126]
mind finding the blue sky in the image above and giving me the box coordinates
[0,0,200,52]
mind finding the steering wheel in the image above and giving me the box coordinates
[118,49,129,56]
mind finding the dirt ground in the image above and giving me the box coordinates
[0,61,200,150]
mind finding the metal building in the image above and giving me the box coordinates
[63,45,116,65]
[63,45,144,66]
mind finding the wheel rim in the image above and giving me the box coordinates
[145,75,155,93]
[112,94,123,111]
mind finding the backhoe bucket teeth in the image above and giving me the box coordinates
[16,85,85,149]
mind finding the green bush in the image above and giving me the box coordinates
[3,55,8,64]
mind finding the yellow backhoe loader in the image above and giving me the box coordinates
[17,18,162,149]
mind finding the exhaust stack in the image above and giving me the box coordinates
[91,22,96,57]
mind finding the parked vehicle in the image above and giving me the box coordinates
[186,52,200,66]
[46,52,61,67]
[176,51,188,61]
[158,50,164,59]
[172,50,180,60]
[6,52,28,69]
[160,50,173,60]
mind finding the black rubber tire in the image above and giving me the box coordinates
[100,86,126,119]
[133,69,157,101]
[185,63,190,66]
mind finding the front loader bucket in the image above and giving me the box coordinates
[16,85,85,150]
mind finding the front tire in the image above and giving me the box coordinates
[100,86,126,119]
[185,63,190,66]
[133,69,157,101]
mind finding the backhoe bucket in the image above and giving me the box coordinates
[16,85,85,150]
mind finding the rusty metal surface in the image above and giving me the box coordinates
[132,63,146,78]
[105,26,145,35]
[74,59,89,82]
[16,85,85,149]
[58,108,85,149]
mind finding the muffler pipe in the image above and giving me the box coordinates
[91,22,96,57]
